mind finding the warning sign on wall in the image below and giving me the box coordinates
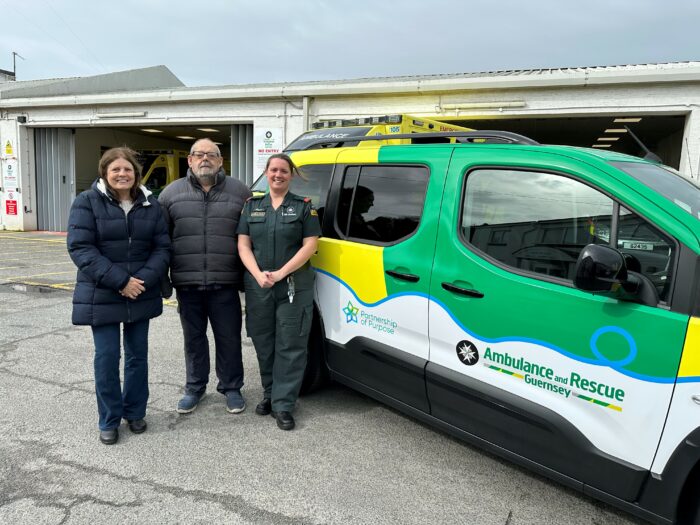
[254,128,283,175]
[5,200,18,215]
[4,140,13,156]
[2,159,18,192]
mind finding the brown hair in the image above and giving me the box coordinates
[98,147,143,201]
[264,153,307,180]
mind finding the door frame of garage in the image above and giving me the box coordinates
[35,128,75,232]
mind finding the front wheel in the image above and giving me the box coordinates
[299,311,329,396]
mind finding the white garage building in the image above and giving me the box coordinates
[1,61,699,232]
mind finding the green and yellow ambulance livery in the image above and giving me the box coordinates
[261,129,700,525]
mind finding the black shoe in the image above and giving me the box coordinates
[127,419,147,434]
[99,428,119,445]
[255,398,272,416]
[272,410,295,431]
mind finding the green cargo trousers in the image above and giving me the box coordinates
[244,274,314,412]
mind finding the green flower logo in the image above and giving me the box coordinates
[342,301,359,324]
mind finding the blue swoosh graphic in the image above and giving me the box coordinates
[315,268,695,385]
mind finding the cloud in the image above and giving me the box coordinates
[1,0,698,85]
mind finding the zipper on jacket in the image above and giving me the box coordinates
[123,197,144,323]
[203,191,208,287]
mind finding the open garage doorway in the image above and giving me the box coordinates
[439,115,686,169]
[72,124,253,195]
[34,123,253,231]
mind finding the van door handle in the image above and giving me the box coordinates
[441,282,484,298]
[692,395,700,405]
[385,270,419,283]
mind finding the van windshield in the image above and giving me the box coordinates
[611,161,700,220]
[285,127,373,151]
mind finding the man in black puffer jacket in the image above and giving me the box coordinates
[159,138,252,415]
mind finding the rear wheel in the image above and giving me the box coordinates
[679,466,700,525]
[299,311,329,396]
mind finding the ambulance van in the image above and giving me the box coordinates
[269,128,700,524]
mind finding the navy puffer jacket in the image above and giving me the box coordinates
[67,179,171,326]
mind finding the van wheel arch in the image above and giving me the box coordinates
[678,460,700,525]
[299,305,329,396]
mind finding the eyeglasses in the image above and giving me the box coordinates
[190,151,221,159]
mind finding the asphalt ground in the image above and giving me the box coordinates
[0,231,645,525]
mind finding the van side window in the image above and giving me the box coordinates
[461,169,613,280]
[337,165,429,244]
[618,207,674,302]
[293,164,333,223]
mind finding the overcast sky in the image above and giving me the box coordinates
[1,0,699,87]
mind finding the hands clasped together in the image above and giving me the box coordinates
[120,277,146,299]
[254,270,284,289]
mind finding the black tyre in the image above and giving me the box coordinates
[299,312,329,396]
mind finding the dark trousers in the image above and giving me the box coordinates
[176,287,244,396]
[245,276,313,412]
[91,319,150,431]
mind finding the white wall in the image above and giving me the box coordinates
[0,118,27,230]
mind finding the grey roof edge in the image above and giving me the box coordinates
[0,65,183,100]
[2,61,700,108]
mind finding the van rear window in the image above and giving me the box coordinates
[611,161,700,220]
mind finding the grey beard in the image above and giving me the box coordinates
[196,172,217,187]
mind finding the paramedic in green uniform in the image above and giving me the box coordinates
[237,153,321,431]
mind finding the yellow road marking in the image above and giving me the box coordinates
[6,270,75,280]
[0,234,66,244]
[0,241,67,247]
[0,256,69,262]
[0,261,74,270]
[8,281,74,291]
[0,249,69,257]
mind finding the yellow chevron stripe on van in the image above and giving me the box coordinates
[311,238,387,304]
[678,317,700,377]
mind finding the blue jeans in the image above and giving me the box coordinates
[91,319,150,431]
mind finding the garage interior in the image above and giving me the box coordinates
[31,114,688,231]
[72,125,239,194]
[68,115,687,197]
[34,124,253,230]
[442,115,686,169]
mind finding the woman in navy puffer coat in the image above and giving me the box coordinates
[67,147,170,445]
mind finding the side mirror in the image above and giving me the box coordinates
[574,244,659,307]
[574,244,627,293]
